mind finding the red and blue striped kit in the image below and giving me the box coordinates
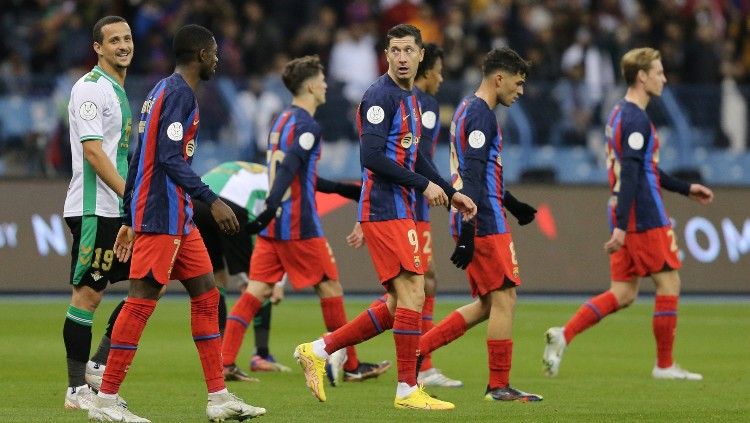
[413,88,440,223]
[605,99,671,232]
[356,74,422,222]
[123,73,218,235]
[261,106,323,240]
[449,95,509,237]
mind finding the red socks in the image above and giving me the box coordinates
[563,291,619,344]
[320,296,359,371]
[487,339,512,389]
[653,295,678,368]
[323,301,393,354]
[419,311,467,356]
[191,289,225,393]
[368,293,389,309]
[393,308,421,386]
[419,296,435,371]
[100,297,156,395]
[222,292,262,366]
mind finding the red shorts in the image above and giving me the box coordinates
[130,228,213,285]
[416,221,433,273]
[361,220,424,284]
[610,226,682,281]
[464,233,521,297]
[249,236,339,290]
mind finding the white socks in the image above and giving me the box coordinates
[311,339,329,359]
[396,382,417,398]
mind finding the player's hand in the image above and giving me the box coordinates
[503,192,537,225]
[604,227,626,254]
[270,282,285,305]
[210,199,240,234]
[114,225,135,262]
[247,207,275,235]
[346,222,365,248]
[451,192,478,220]
[450,221,475,269]
[423,181,448,207]
[688,184,714,205]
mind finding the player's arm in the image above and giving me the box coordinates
[73,83,126,197]
[451,114,495,268]
[414,144,457,201]
[605,113,649,253]
[316,177,361,201]
[247,124,316,234]
[157,88,239,233]
[658,168,714,204]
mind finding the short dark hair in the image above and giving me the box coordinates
[386,24,423,48]
[93,16,127,44]
[482,47,530,77]
[282,55,324,95]
[173,24,215,65]
[416,43,444,80]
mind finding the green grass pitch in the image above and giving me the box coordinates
[1,296,748,422]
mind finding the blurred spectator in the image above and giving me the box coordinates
[328,19,378,104]
[552,60,594,146]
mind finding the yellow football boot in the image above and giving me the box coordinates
[394,385,455,410]
[294,343,327,402]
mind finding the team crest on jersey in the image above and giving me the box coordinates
[185,139,196,157]
[401,132,413,149]
[414,255,421,268]
[367,106,385,124]
[299,132,315,150]
[167,122,183,141]
[79,101,98,121]
[422,111,437,129]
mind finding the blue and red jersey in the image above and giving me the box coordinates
[414,88,440,223]
[356,74,422,222]
[123,73,218,235]
[449,95,509,237]
[605,99,671,232]
[261,106,324,240]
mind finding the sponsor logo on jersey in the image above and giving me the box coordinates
[167,122,183,141]
[422,111,437,129]
[401,132,413,149]
[185,139,196,157]
[91,271,103,282]
[299,132,315,150]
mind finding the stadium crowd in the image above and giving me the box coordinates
[1,0,750,177]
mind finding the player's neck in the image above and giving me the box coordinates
[97,61,126,87]
[292,96,317,116]
[174,65,200,91]
[624,87,650,110]
[475,81,498,109]
[387,70,414,91]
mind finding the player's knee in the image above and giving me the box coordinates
[423,274,437,296]
[247,280,273,300]
[316,279,343,298]
[72,286,104,311]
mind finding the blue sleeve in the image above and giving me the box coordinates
[459,111,493,205]
[419,97,439,160]
[358,91,392,138]
[265,122,319,209]
[659,168,690,195]
[122,156,138,225]
[361,133,430,191]
[157,86,218,205]
[615,110,651,229]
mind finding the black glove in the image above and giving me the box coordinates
[336,183,361,201]
[450,221,475,269]
[503,190,537,226]
[247,207,275,235]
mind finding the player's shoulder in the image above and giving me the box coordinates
[162,74,195,99]
[416,88,438,111]
[465,97,495,125]
[72,70,108,95]
[620,100,650,127]
[291,106,320,131]
[362,74,401,106]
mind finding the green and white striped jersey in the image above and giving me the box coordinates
[201,161,269,219]
[64,66,131,218]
